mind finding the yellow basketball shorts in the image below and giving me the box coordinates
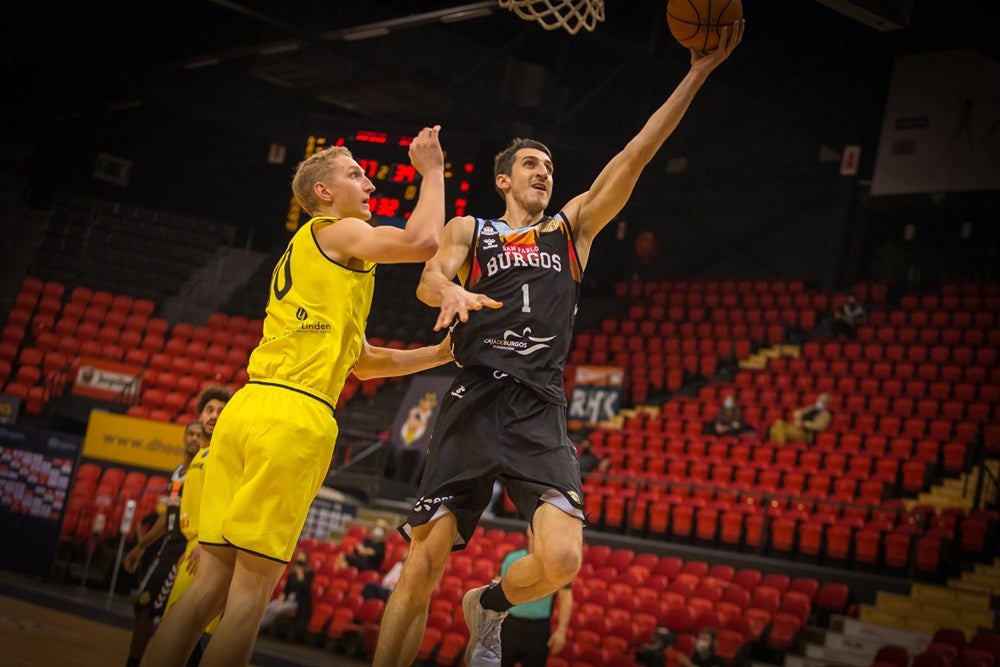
[163,539,221,635]
[199,382,338,563]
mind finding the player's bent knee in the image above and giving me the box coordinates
[543,545,582,584]
[402,552,448,597]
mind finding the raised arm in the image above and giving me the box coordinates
[320,125,446,265]
[565,21,744,249]
[416,216,503,331]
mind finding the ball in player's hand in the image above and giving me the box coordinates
[666,0,743,53]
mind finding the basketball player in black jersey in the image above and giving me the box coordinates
[123,420,203,667]
[373,20,744,667]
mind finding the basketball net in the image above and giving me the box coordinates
[497,0,605,35]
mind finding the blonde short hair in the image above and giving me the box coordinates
[291,145,354,215]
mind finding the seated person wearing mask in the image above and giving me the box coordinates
[768,392,832,444]
[705,394,753,436]
[678,628,725,667]
[336,521,388,572]
[259,550,314,637]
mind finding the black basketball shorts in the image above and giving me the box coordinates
[134,536,187,619]
[401,368,586,549]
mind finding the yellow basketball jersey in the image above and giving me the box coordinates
[166,449,220,633]
[247,217,375,407]
[178,447,208,542]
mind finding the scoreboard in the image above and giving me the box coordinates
[285,129,477,232]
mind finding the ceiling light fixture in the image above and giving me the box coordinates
[258,42,301,56]
[182,58,221,70]
[342,27,392,42]
[325,1,496,41]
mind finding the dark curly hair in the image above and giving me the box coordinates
[197,385,233,413]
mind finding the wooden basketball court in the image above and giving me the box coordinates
[1,594,132,667]
[0,572,369,667]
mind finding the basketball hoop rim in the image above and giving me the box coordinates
[497,0,606,35]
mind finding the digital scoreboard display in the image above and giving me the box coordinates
[285,129,477,232]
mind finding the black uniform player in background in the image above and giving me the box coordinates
[122,420,203,667]
[373,19,744,667]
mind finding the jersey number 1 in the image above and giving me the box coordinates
[521,284,531,313]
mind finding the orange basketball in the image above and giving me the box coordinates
[666,0,743,53]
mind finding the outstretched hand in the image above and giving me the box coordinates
[690,19,744,71]
[434,284,502,331]
[408,124,444,176]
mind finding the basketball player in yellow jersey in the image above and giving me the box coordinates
[144,124,455,667]
[161,386,232,661]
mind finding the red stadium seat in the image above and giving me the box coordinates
[769,517,797,558]
[914,536,944,577]
[824,524,852,564]
[731,569,761,594]
[960,649,997,667]
[789,577,820,603]
[743,513,765,552]
[959,518,989,557]
[969,632,1000,662]
[670,503,695,542]
[901,460,928,494]
[798,520,824,561]
[853,528,882,568]
[767,611,804,651]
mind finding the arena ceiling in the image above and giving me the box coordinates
[4,0,994,156]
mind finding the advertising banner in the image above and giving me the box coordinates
[872,49,1000,195]
[568,365,624,428]
[0,394,21,424]
[0,423,82,577]
[387,374,456,486]
[301,486,358,541]
[72,356,142,401]
[82,411,186,473]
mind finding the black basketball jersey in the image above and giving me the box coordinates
[450,213,582,405]
[163,464,186,543]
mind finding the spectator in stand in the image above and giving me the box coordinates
[769,392,832,444]
[576,438,610,475]
[259,549,314,637]
[362,555,404,603]
[336,520,388,572]
[831,294,867,340]
[677,628,725,667]
[705,393,753,436]
[636,626,675,667]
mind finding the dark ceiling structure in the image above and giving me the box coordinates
[2,0,996,265]
[6,0,994,149]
